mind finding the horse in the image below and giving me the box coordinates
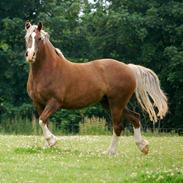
[24,21,168,155]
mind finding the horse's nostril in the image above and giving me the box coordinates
[33,52,35,56]
[25,51,28,57]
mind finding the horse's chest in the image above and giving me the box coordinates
[28,80,49,103]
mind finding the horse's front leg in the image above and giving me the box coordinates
[39,98,61,147]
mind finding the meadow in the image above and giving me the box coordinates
[0,135,182,183]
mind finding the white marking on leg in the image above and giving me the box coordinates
[39,120,52,139]
[133,127,142,143]
[39,120,57,147]
[133,127,149,154]
[107,130,119,155]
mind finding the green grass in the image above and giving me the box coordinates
[0,135,182,183]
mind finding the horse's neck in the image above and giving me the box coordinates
[30,40,65,76]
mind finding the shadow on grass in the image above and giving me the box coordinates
[14,146,107,158]
[14,147,81,155]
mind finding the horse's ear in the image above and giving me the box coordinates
[25,20,31,30]
[37,22,43,32]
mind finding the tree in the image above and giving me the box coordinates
[0,0,182,132]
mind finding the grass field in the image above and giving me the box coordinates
[0,135,182,183]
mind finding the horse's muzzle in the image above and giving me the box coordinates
[26,51,36,63]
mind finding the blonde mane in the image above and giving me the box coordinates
[55,48,66,60]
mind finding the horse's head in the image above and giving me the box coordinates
[25,21,47,63]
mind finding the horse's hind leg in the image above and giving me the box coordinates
[123,108,149,154]
[107,105,124,155]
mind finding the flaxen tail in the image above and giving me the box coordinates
[128,64,168,122]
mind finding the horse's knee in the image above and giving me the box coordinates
[113,124,123,136]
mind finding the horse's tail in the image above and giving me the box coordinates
[128,64,168,122]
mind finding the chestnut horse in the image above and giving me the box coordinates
[25,22,168,155]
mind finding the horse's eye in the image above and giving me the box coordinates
[39,38,42,41]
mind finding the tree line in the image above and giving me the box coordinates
[0,0,182,132]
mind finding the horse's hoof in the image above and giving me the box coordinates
[47,135,57,147]
[107,149,117,156]
[136,139,149,155]
[142,144,149,155]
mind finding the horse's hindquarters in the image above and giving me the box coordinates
[103,61,136,104]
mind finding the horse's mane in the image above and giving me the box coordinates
[55,48,66,60]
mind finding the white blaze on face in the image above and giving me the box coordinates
[26,32,36,62]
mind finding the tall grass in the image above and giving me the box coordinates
[0,117,34,135]
[0,116,64,135]
[0,116,111,135]
[79,117,110,135]
[0,115,181,136]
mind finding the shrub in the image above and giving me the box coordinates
[79,117,110,135]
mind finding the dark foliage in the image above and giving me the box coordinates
[0,0,182,132]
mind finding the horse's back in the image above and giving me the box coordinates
[92,58,136,85]
[90,59,136,100]
[68,58,134,90]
